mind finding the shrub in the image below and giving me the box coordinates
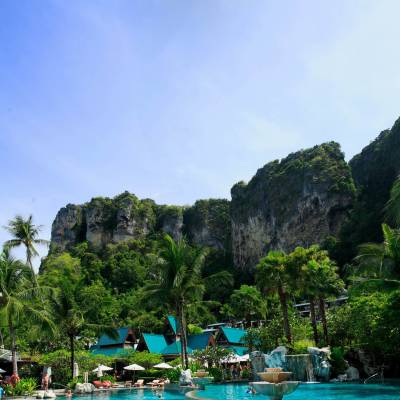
[208,367,223,383]
[291,339,314,354]
[330,347,347,376]
[4,378,38,396]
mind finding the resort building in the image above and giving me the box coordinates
[90,315,247,360]
[90,327,136,357]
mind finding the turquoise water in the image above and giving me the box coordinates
[69,383,400,400]
[199,382,400,400]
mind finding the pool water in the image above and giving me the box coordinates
[199,382,400,400]
[70,382,400,400]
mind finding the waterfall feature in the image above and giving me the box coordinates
[285,354,316,382]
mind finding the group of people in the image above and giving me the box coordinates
[222,363,250,380]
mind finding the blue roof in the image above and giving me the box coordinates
[220,327,246,344]
[91,347,132,357]
[142,334,168,354]
[167,315,180,334]
[161,340,193,355]
[187,332,213,350]
[97,327,131,347]
[226,346,249,356]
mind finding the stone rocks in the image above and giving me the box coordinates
[250,346,332,382]
[265,346,287,369]
[179,369,193,386]
[50,204,84,252]
[250,351,268,380]
[308,347,331,381]
[75,383,95,394]
[183,199,231,250]
[345,366,360,381]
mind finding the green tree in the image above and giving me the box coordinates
[288,246,343,345]
[228,285,266,325]
[256,251,292,344]
[46,276,116,378]
[355,223,400,284]
[145,235,207,369]
[386,176,400,227]
[0,249,52,375]
[4,215,49,283]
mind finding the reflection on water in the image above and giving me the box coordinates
[63,382,400,400]
[201,382,400,400]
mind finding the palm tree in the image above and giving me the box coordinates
[146,235,208,369]
[256,251,293,344]
[385,176,400,227]
[288,246,343,345]
[355,223,400,284]
[0,249,53,375]
[4,215,49,283]
[49,280,117,378]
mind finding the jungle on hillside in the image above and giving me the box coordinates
[1,118,400,388]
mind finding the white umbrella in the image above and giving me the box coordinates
[93,364,113,378]
[124,363,145,381]
[238,354,249,362]
[124,364,145,371]
[153,362,173,369]
[0,368,5,373]
[92,365,113,373]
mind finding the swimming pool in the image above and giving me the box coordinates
[69,382,400,400]
[196,382,400,400]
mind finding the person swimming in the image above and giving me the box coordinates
[246,386,256,394]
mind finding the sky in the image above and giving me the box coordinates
[1,0,400,268]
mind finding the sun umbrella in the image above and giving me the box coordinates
[0,368,5,373]
[124,363,145,381]
[124,364,145,371]
[93,364,113,378]
[153,362,173,369]
[92,365,113,373]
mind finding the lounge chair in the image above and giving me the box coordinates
[133,379,144,387]
[147,379,161,387]
[93,381,104,389]
[102,381,112,389]
[124,381,132,388]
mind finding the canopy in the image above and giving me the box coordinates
[124,364,145,371]
[153,362,173,369]
[92,365,113,372]
[222,354,241,363]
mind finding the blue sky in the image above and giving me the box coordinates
[1,0,400,267]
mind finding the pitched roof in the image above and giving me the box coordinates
[225,345,249,356]
[167,315,180,335]
[97,327,132,347]
[142,334,168,354]
[187,332,213,350]
[91,347,132,357]
[220,326,246,344]
[161,340,193,355]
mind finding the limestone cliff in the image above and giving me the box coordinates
[347,118,400,245]
[183,199,231,250]
[230,142,355,270]
[50,192,230,253]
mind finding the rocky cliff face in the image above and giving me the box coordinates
[230,142,355,270]
[183,199,231,250]
[348,118,400,244]
[50,192,230,253]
